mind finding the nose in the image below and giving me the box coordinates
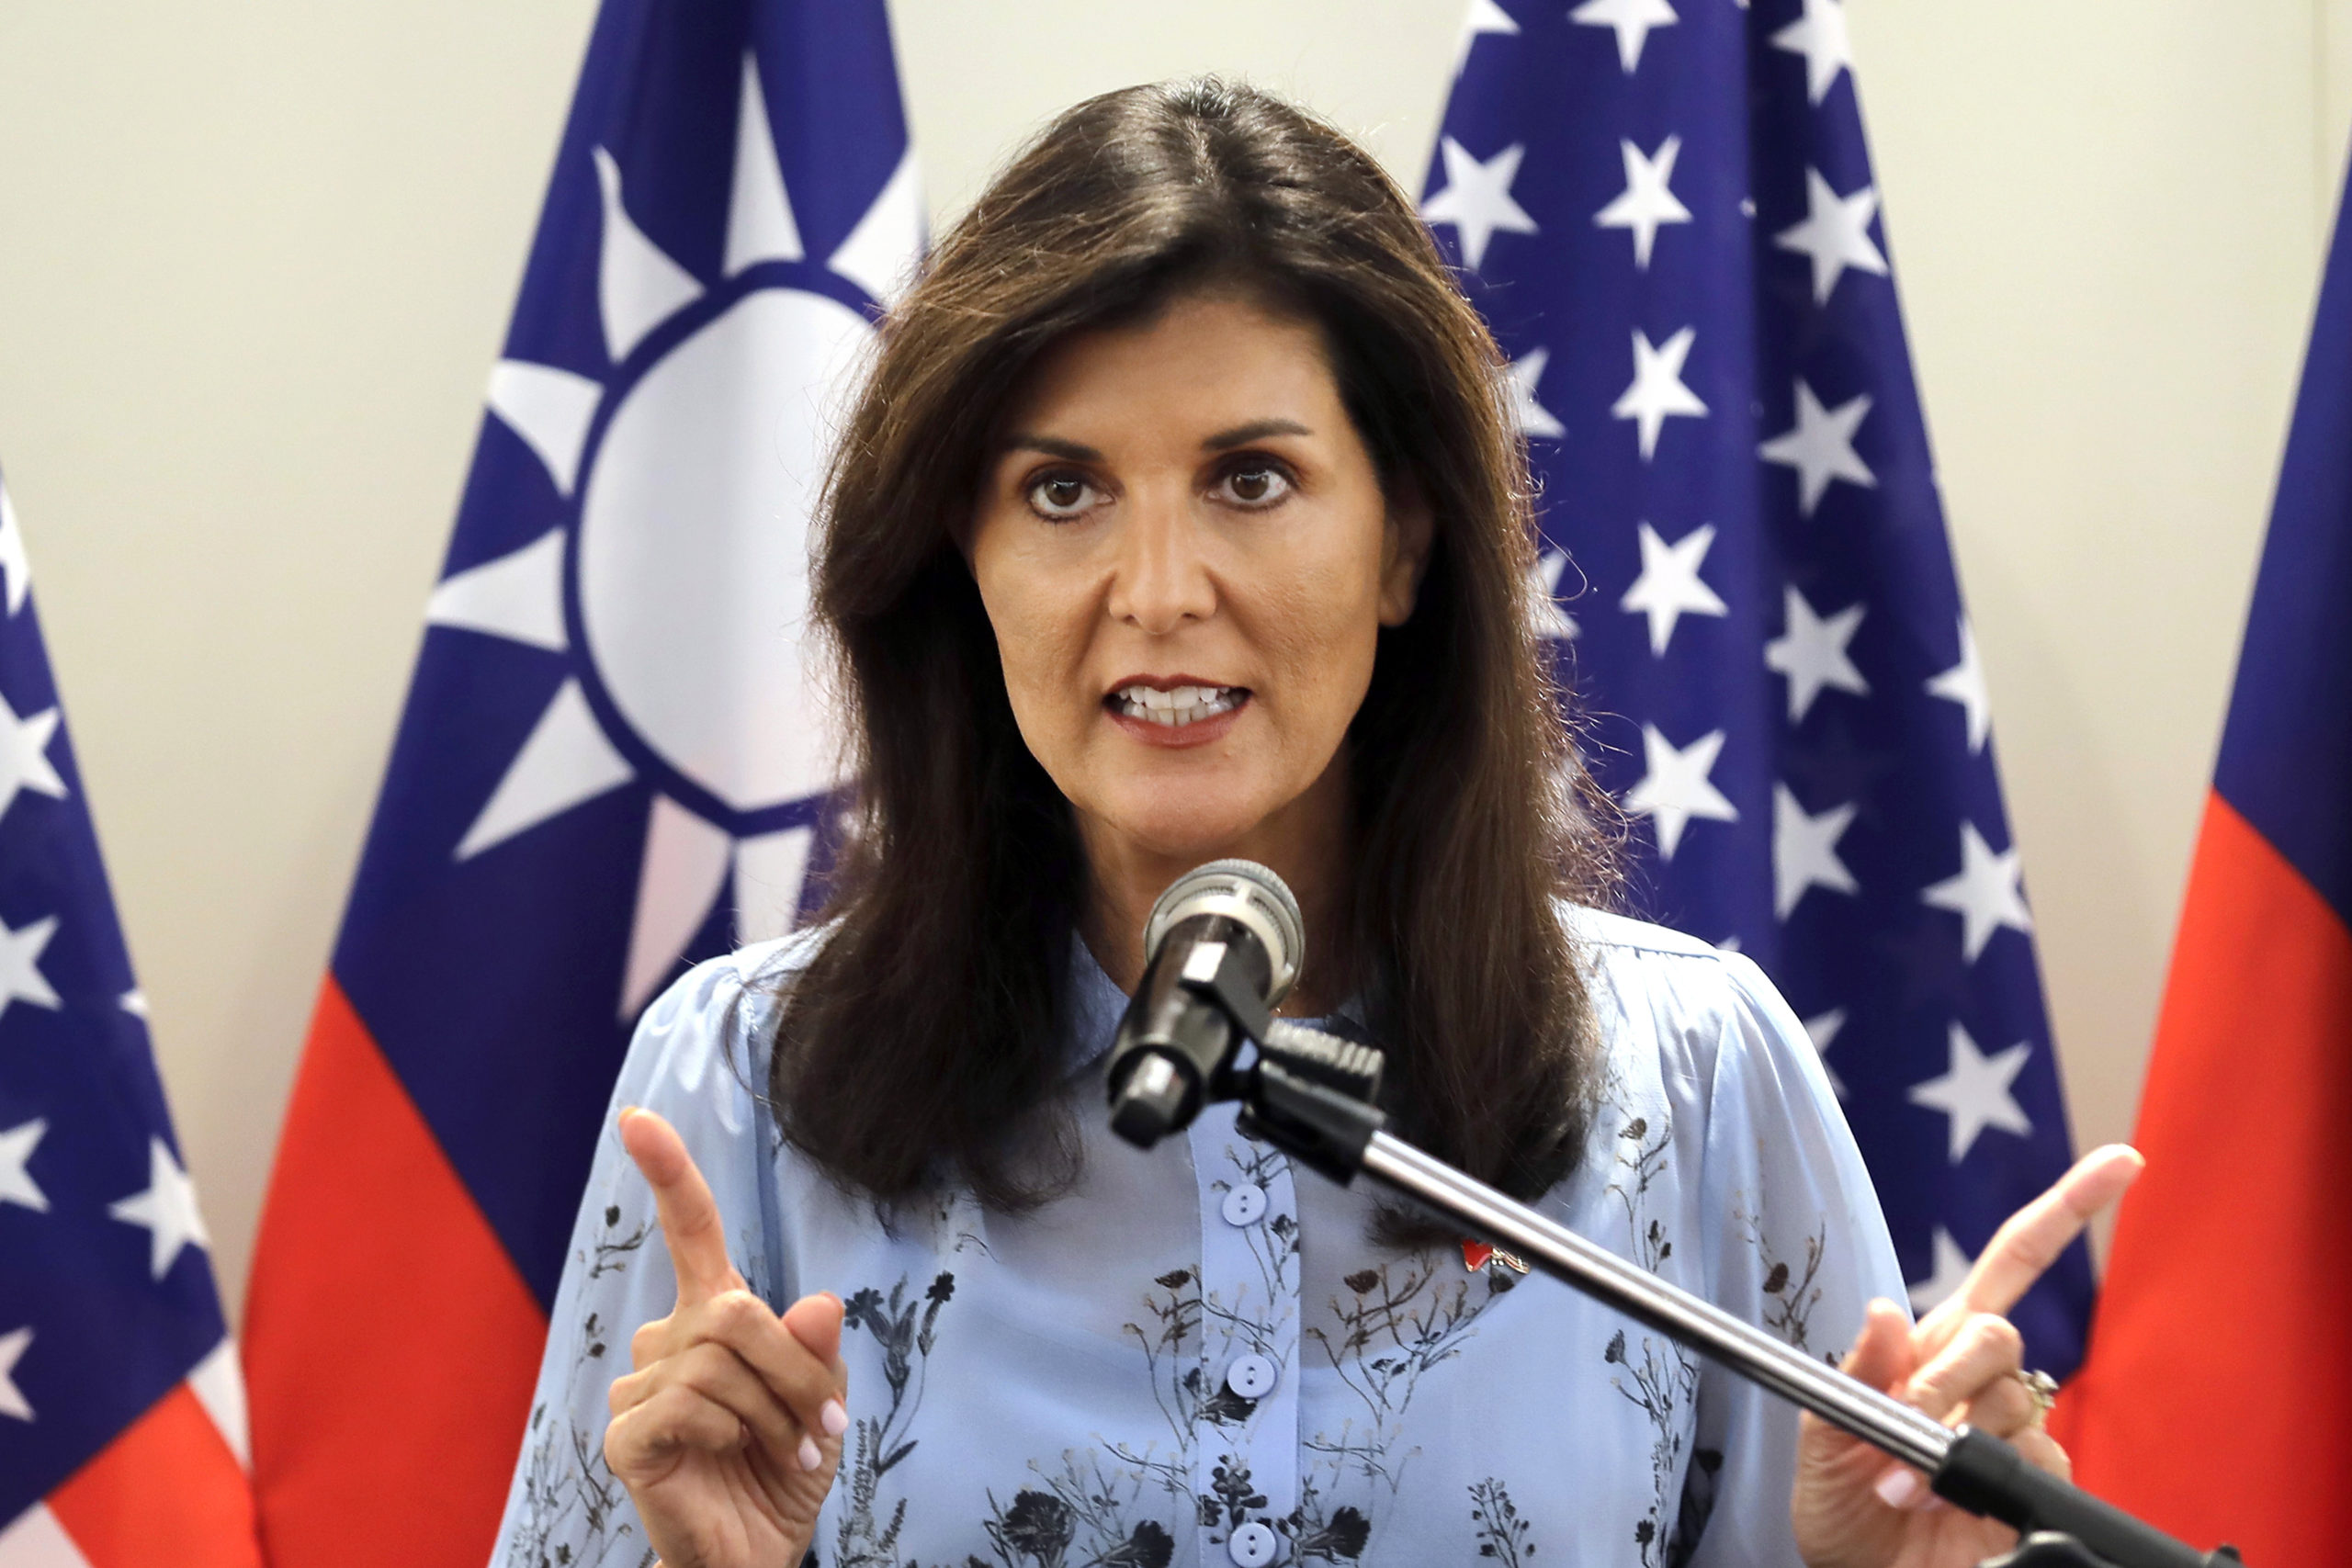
[1104,485,1216,635]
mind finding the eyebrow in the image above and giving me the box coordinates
[1000,433,1102,462]
[1203,419,1312,450]
[997,419,1315,463]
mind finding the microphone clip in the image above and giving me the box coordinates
[1110,931,1391,1186]
[1173,934,1273,1053]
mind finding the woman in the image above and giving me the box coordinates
[488,80,2134,1568]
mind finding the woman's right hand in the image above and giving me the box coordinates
[603,1106,847,1568]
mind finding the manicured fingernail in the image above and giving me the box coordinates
[1874,1468,1920,1509]
[820,1398,848,1437]
[797,1434,823,1472]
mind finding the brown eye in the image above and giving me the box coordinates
[1026,472,1102,521]
[1217,463,1293,508]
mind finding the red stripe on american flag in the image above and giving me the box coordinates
[46,1383,260,1568]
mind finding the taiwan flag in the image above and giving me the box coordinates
[238,5,922,1565]
[2048,141,2352,1568]
[0,465,261,1566]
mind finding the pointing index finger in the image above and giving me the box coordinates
[617,1106,741,1305]
[1959,1144,2144,1317]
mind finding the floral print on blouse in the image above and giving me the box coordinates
[488,907,1905,1568]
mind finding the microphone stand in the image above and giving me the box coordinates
[1117,961,2243,1568]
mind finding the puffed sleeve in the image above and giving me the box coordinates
[1677,951,1909,1568]
[485,942,797,1568]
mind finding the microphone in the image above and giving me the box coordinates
[1104,859,1303,1148]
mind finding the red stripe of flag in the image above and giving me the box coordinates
[2052,793,2352,1562]
[242,978,544,1568]
[46,1382,261,1568]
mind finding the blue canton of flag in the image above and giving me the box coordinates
[0,466,257,1557]
[1426,0,2093,1371]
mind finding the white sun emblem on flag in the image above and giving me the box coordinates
[423,56,922,1018]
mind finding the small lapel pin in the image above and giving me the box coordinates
[1462,1238,1530,1275]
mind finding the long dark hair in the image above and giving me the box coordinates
[774,78,1617,1215]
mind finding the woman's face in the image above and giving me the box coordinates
[969,289,1429,880]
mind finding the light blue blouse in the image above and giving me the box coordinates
[489,908,1905,1568]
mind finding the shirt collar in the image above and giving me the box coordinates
[1063,935,1131,1074]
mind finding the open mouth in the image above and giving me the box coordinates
[1105,682,1250,728]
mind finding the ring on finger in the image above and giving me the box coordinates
[2009,1368,2058,1427]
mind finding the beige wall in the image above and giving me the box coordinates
[0,1,2339,1316]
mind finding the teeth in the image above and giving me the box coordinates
[1114,684,1243,728]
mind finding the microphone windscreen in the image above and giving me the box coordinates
[1140,859,1304,1006]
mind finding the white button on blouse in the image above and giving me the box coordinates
[1220,1180,1268,1226]
[1224,1351,1279,1400]
[1227,1520,1280,1566]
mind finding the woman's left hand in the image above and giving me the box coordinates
[1791,1144,2144,1568]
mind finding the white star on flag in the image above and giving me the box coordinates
[1774,167,1887,303]
[1528,547,1580,641]
[1595,136,1691,269]
[1771,0,1854,105]
[1804,1008,1848,1099]
[0,1119,46,1213]
[1758,379,1875,516]
[1625,724,1738,859]
[1773,784,1860,919]
[1571,0,1679,73]
[0,478,29,615]
[1613,327,1708,460]
[1420,138,1539,273]
[108,1137,211,1280]
[0,1326,29,1422]
[1927,617,1992,752]
[1922,822,2033,961]
[0,914,61,1021]
[1908,1228,1974,1313]
[0,692,67,824]
[1507,347,1566,439]
[1765,585,1869,720]
[1452,0,1520,78]
[1909,1021,2034,1161]
[1621,521,1728,655]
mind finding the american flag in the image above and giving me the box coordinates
[0,465,259,1562]
[1424,0,2094,1370]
